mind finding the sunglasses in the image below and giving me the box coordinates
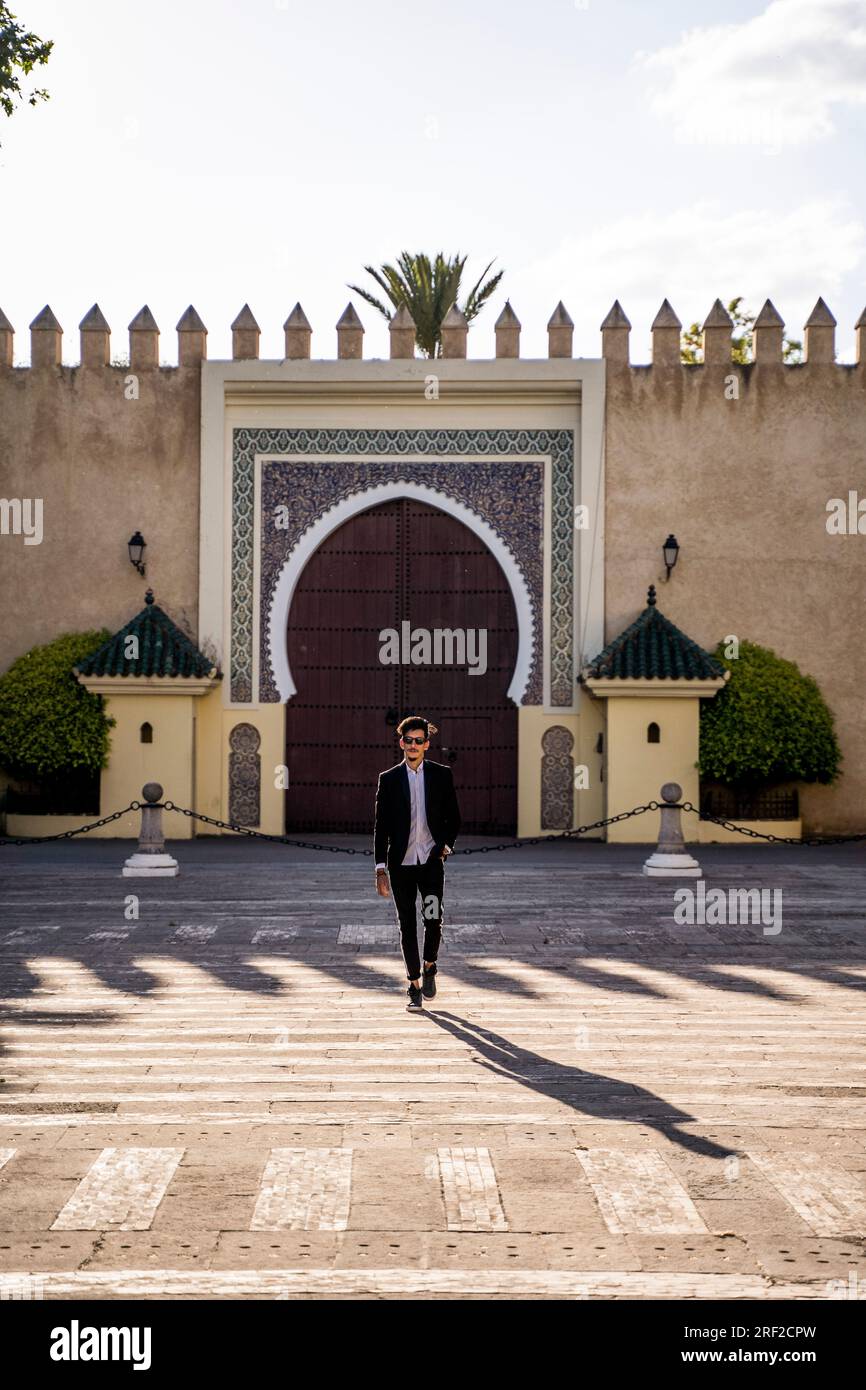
[401,735,428,746]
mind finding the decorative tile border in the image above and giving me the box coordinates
[230,428,575,705]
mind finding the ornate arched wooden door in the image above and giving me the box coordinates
[283,497,518,834]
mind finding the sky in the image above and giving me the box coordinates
[2,0,865,363]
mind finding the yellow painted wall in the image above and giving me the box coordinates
[698,818,802,844]
[178,693,287,837]
[6,691,197,840]
[218,705,286,836]
[8,696,294,842]
[576,696,605,836]
[194,683,225,825]
[7,813,138,839]
[603,696,700,844]
[6,691,289,842]
[517,703,604,840]
[102,693,197,840]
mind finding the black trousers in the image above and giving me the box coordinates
[389,855,445,980]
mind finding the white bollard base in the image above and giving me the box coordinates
[122,853,179,878]
[642,851,702,878]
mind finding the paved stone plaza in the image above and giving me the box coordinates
[0,835,864,1300]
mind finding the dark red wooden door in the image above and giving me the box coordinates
[284,498,518,834]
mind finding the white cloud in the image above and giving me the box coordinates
[634,0,866,149]
[515,200,864,357]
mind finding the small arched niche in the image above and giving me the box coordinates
[140,721,153,744]
[229,722,262,827]
[647,721,660,744]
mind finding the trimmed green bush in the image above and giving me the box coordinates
[699,640,841,788]
[0,630,115,780]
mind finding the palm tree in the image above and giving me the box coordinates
[348,251,504,357]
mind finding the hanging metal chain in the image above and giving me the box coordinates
[681,803,866,848]
[0,803,141,847]
[163,803,373,854]
[159,800,659,855]
[453,803,660,853]
[4,797,861,853]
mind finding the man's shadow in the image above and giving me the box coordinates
[430,1010,735,1160]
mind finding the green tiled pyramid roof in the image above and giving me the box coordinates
[582,587,725,681]
[74,591,220,679]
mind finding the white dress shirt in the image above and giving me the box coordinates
[401,759,436,866]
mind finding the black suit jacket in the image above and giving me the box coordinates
[374,759,461,871]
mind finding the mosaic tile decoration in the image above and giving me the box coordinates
[229,428,575,705]
[541,724,575,829]
[228,722,261,827]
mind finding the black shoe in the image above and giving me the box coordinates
[406,983,423,1011]
[422,963,438,999]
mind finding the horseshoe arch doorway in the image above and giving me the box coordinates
[283,496,519,834]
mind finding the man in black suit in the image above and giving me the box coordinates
[374,715,461,1011]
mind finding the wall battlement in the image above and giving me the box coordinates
[1,297,864,370]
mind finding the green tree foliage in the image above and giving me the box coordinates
[699,640,841,788]
[0,631,115,780]
[681,296,803,365]
[348,251,504,357]
[0,3,52,138]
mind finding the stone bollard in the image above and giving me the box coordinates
[642,782,702,877]
[122,783,179,877]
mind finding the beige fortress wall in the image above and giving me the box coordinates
[0,358,201,675]
[9,304,860,837]
[603,360,866,835]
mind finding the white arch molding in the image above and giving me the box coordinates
[265,481,535,705]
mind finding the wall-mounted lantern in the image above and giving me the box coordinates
[128,531,147,576]
[662,533,680,581]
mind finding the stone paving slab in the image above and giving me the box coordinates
[496,1195,610,1235]
[150,1193,258,1232]
[691,1197,817,1235]
[0,1232,98,1269]
[743,1234,866,1279]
